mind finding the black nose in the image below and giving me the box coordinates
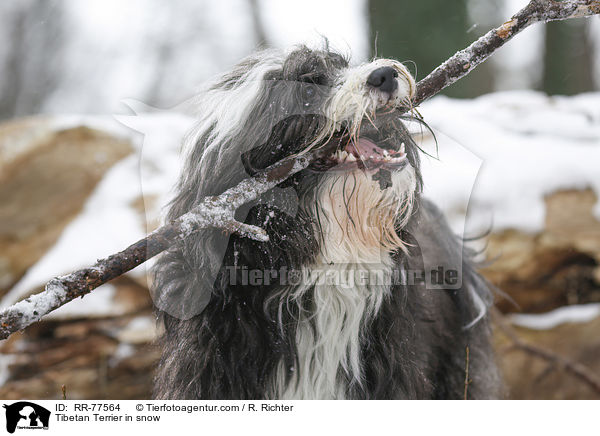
[366,66,398,94]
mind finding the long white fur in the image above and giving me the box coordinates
[272,167,416,399]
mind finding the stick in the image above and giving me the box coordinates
[0,145,332,340]
[1,0,599,340]
[464,346,470,400]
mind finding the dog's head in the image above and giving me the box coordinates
[175,46,424,258]
[157,46,428,318]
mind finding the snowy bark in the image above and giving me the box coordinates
[0,0,599,340]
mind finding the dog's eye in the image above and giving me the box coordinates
[301,84,318,104]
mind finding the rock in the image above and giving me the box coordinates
[0,118,158,400]
[0,119,133,296]
[484,189,600,313]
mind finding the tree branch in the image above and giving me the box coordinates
[415,0,600,105]
[0,146,331,339]
[1,0,598,340]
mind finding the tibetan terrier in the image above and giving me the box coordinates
[152,45,500,399]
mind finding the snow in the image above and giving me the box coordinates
[1,91,600,320]
[1,280,67,330]
[419,91,600,235]
[108,343,136,367]
[258,0,369,61]
[510,303,600,330]
[114,315,158,345]
[0,354,16,386]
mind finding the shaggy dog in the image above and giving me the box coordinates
[152,45,500,399]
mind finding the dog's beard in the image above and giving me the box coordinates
[299,109,421,263]
[302,165,416,264]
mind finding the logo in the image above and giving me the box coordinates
[3,402,50,433]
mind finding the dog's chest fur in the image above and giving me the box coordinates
[272,261,392,399]
[271,169,415,399]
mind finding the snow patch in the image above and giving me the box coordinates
[108,343,136,367]
[0,354,17,387]
[115,315,158,344]
[420,91,600,234]
[510,303,600,330]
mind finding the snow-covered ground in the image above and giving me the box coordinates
[2,91,599,325]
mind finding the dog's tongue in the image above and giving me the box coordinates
[357,137,380,156]
[346,137,382,158]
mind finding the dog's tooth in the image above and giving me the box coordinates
[347,154,356,161]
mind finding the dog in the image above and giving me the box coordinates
[152,44,501,399]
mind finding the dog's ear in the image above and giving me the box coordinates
[241,114,325,175]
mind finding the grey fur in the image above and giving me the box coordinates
[152,45,501,399]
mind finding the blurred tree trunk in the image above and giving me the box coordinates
[368,0,496,98]
[0,1,64,120]
[249,0,270,48]
[0,3,28,119]
[543,19,595,95]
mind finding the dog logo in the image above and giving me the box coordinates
[3,402,50,433]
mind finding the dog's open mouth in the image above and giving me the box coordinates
[330,137,406,170]
[311,114,409,173]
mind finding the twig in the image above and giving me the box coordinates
[492,309,600,395]
[0,0,598,341]
[464,346,470,400]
